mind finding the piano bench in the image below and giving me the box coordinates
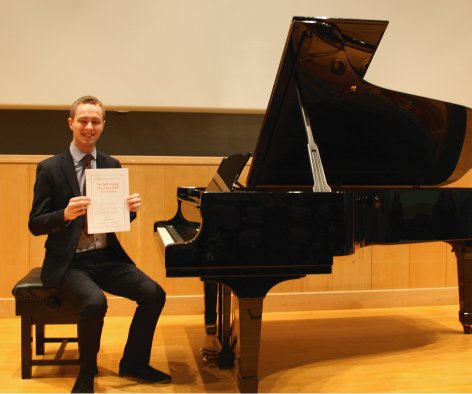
[11,267,79,379]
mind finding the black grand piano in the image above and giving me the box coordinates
[154,17,472,393]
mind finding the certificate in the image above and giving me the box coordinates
[85,168,130,234]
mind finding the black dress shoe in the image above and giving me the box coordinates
[71,373,94,393]
[119,363,171,384]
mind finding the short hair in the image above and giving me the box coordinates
[70,95,106,120]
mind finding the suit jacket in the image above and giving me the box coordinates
[28,149,135,288]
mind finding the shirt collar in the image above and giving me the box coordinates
[70,143,96,163]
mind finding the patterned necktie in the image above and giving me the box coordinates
[81,154,92,234]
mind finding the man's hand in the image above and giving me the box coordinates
[127,193,141,213]
[64,196,91,221]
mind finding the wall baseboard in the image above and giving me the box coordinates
[1,287,459,319]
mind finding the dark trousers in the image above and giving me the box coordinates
[59,248,166,375]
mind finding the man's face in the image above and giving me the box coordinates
[68,103,105,153]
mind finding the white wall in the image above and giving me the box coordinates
[0,0,471,111]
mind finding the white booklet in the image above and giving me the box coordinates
[85,168,130,234]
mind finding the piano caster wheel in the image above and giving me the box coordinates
[205,323,217,335]
[462,324,472,334]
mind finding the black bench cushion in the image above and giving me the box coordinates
[12,267,78,319]
[12,267,60,300]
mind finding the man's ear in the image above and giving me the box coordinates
[67,117,73,130]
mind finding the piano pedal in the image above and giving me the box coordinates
[199,347,235,369]
[200,348,219,364]
[200,347,218,355]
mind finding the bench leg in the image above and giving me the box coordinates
[36,323,45,355]
[21,316,32,379]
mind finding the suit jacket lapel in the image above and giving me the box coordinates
[59,150,81,196]
[96,151,105,169]
[96,151,115,169]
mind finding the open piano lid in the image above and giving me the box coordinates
[246,17,472,190]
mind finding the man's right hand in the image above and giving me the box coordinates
[64,196,91,221]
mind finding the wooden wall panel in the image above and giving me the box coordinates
[118,164,166,285]
[28,164,46,268]
[0,155,467,311]
[372,244,410,290]
[332,247,372,291]
[271,274,332,293]
[0,164,31,297]
[302,273,333,292]
[410,242,447,288]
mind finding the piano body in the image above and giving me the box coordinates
[155,17,472,392]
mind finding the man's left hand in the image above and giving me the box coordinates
[127,193,141,213]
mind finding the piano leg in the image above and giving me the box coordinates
[452,241,472,333]
[206,275,300,392]
[233,296,264,393]
[217,284,235,368]
[204,281,218,335]
[201,284,235,368]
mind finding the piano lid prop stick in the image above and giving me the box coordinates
[296,85,331,193]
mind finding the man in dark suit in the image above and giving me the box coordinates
[28,95,171,393]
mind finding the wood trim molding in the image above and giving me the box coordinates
[0,154,226,165]
[0,287,458,318]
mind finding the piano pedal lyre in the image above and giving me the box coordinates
[199,347,235,369]
[199,343,235,369]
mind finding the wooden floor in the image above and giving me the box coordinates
[3,304,472,393]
